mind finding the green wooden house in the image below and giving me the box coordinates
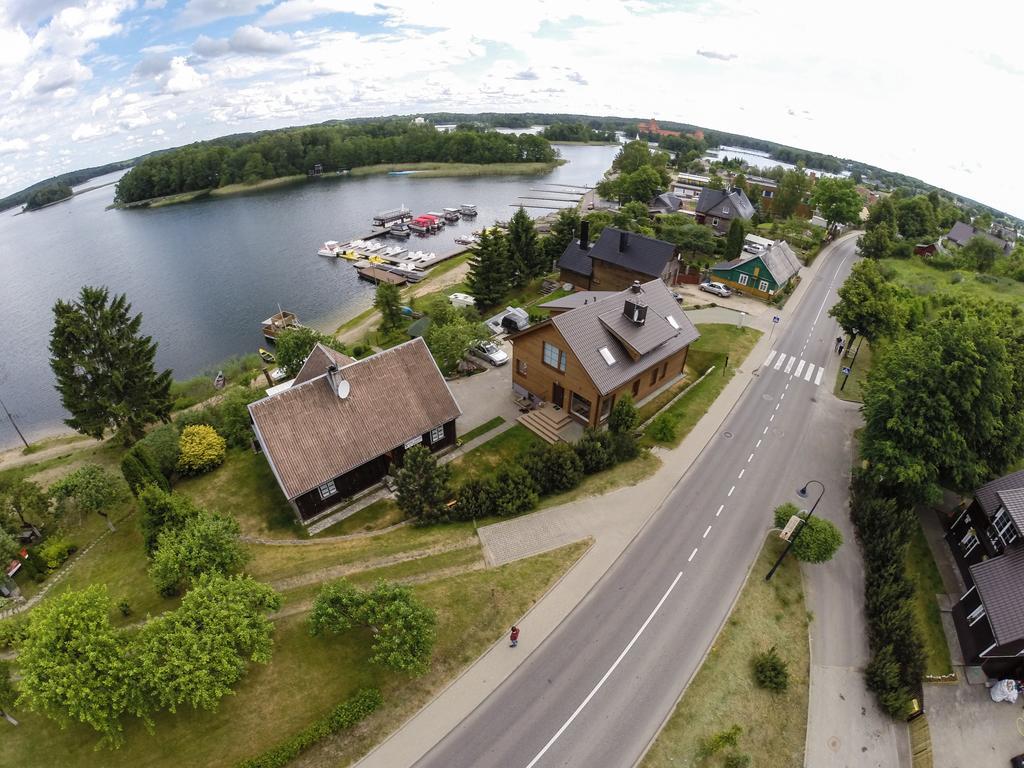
[709,239,802,300]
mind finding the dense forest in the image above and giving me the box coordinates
[540,123,616,142]
[113,121,556,204]
[24,182,73,210]
[0,159,143,212]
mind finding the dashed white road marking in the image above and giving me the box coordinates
[716,504,724,517]
[688,548,698,562]
[703,525,712,539]
[770,414,775,422]
[738,469,745,479]
[756,439,762,448]
[775,403,780,411]
[748,453,754,463]
[763,426,768,435]
[728,486,735,496]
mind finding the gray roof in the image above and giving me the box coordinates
[997,489,1024,533]
[538,291,617,312]
[711,240,802,285]
[974,470,1024,517]
[558,240,593,277]
[549,279,699,396]
[650,192,682,212]
[589,227,677,278]
[970,547,1024,645]
[291,343,354,387]
[695,187,755,220]
[947,221,1011,253]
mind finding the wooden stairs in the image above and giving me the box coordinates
[518,404,572,444]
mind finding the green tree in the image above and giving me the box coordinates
[895,196,936,240]
[858,221,897,259]
[618,166,664,204]
[609,394,638,435]
[50,464,128,532]
[774,168,810,219]
[829,259,908,342]
[523,442,583,495]
[0,660,18,725]
[0,529,19,568]
[543,207,581,264]
[49,286,173,444]
[658,216,718,262]
[274,326,349,379]
[395,444,452,523]
[810,177,863,233]
[962,235,1002,272]
[973,211,993,230]
[724,217,747,261]
[866,197,897,230]
[791,516,843,563]
[120,444,169,496]
[0,479,51,537]
[612,200,654,235]
[136,424,180,478]
[16,584,144,745]
[424,315,489,374]
[466,228,511,307]
[752,646,789,692]
[135,574,280,714]
[583,210,615,239]
[507,206,543,283]
[149,511,247,596]
[137,485,201,556]
[374,282,404,332]
[310,579,437,675]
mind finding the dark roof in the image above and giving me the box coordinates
[407,316,432,338]
[291,343,354,387]
[970,548,1024,645]
[558,239,593,277]
[695,187,756,220]
[974,470,1024,517]
[589,227,676,278]
[649,192,682,212]
[711,241,801,286]
[249,338,461,499]
[947,221,1011,253]
[537,291,617,312]
[547,279,699,395]
[997,489,1024,533]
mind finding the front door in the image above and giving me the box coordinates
[552,382,564,408]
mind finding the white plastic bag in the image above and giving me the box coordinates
[990,679,1018,703]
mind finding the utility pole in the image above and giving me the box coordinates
[0,392,28,450]
[766,480,825,581]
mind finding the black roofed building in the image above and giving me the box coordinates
[557,223,680,292]
[694,186,755,235]
[648,192,683,215]
[510,279,699,437]
[946,221,1012,254]
[248,338,461,524]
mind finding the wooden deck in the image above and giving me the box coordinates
[357,267,407,285]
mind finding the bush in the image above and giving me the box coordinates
[574,429,614,474]
[724,755,752,768]
[137,423,180,478]
[396,445,452,524]
[791,516,843,563]
[773,502,801,530]
[752,646,789,692]
[235,688,382,768]
[121,444,169,495]
[609,395,637,435]
[865,644,912,717]
[118,600,132,617]
[524,442,583,495]
[218,387,264,448]
[452,467,538,520]
[176,424,227,475]
[696,724,742,759]
[647,414,676,443]
[36,538,77,570]
[0,616,29,650]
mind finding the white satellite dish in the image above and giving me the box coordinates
[336,380,350,399]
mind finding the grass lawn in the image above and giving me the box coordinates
[686,323,762,375]
[640,536,809,768]
[459,416,506,444]
[0,541,587,768]
[175,448,304,539]
[539,450,661,510]
[0,438,123,487]
[447,424,543,487]
[833,338,874,403]
[313,497,405,537]
[882,256,1024,309]
[905,519,954,678]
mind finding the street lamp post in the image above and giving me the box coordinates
[765,480,825,581]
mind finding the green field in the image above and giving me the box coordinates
[882,256,1024,308]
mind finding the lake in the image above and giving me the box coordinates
[0,143,619,449]
[704,145,846,178]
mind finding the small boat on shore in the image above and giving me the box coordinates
[214,371,226,389]
[259,348,276,363]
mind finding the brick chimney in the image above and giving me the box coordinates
[580,220,590,250]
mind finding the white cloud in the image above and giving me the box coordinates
[259,0,380,27]
[0,138,31,155]
[229,24,291,54]
[71,122,106,141]
[696,49,736,61]
[33,59,93,94]
[90,92,111,114]
[134,53,173,76]
[177,0,270,28]
[159,56,206,94]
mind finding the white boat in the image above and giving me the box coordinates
[460,204,478,217]
[317,240,341,257]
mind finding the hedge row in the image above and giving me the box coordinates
[849,469,924,717]
[235,688,383,768]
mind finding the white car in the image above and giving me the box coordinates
[699,281,732,298]
[469,340,509,366]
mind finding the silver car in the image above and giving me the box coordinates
[469,340,509,366]
[699,281,732,298]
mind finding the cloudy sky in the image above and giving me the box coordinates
[1,0,1022,216]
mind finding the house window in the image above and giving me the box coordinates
[429,425,446,444]
[758,280,770,292]
[649,368,658,386]
[722,206,730,214]
[960,528,979,556]
[993,506,1019,546]
[599,396,613,421]
[318,480,338,500]
[967,603,987,626]
[738,274,749,286]
[543,341,567,372]
[632,379,640,397]
[711,217,720,227]
[569,391,592,421]
[517,359,528,376]
[763,190,774,198]
[661,362,668,380]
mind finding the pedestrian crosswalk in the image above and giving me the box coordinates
[761,349,825,387]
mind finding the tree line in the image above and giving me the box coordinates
[114,122,556,204]
[541,122,616,142]
[24,182,72,210]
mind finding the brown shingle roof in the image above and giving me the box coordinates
[997,489,1024,535]
[975,470,1024,518]
[970,548,1024,645]
[248,338,461,499]
[291,342,354,387]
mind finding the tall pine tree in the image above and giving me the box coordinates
[544,207,581,264]
[50,286,172,444]
[466,228,511,308]
[507,206,542,284]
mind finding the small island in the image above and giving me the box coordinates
[24,182,73,211]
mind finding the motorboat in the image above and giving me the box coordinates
[443,207,461,222]
[460,204,478,217]
[317,240,341,257]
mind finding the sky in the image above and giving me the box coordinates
[1,0,1023,217]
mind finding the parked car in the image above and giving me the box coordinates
[699,281,732,298]
[468,340,509,366]
[742,243,765,255]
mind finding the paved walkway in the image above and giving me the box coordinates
[355,233,862,768]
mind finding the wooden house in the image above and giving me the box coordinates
[694,187,755,235]
[558,224,680,292]
[248,339,461,524]
[511,280,699,429]
[709,239,802,300]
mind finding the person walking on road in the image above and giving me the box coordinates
[509,626,520,648]
[837,340,845,356]
[834,336,842,352]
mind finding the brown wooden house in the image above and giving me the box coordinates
[248,339,461,524]
[558,224,680,292]
[511,280,699,428]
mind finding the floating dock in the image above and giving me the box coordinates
[357,266,407,285]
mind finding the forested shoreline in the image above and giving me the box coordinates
[114,122,556,204]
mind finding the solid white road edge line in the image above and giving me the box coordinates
[522,570,685,768]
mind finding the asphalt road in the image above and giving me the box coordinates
[415,236,860,768]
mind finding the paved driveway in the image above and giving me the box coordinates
[444,339,519,433]
[926,680,1024,766]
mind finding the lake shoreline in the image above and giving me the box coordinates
[110,160,565,210]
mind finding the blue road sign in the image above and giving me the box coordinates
[772,316,780,324]
[842,367,852,375]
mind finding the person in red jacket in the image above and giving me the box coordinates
[509,625,520,648]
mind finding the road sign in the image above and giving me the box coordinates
[842,366,851,375]
[772,316,780,324]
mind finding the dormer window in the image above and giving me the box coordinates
[993,505,1019,546]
